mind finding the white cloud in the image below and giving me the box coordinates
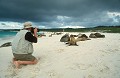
[57,15,70,20]
[107,11,120,23]
[38,25,46,29]
[59,25,85,28]
[0,22,23,29]
[107,11,120,17]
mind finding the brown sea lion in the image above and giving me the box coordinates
[60,33,70,42]
[76,34,91,41]
[89,33,97,38]
[89,33,105,38]
[49,34,52,37]
[68,35,78,46]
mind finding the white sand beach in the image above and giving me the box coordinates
[0,32,120,78]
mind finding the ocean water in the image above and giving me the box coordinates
[0,31,17,40]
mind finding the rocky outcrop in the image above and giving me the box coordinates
[0,42,12,48]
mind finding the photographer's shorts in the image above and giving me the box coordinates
[13,53,35,61]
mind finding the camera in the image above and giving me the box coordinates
[31,27,39,33]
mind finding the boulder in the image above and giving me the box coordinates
[0,42,12,48]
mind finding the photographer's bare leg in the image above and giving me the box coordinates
[13,58,38,68]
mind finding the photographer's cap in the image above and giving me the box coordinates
[24,22,33,28]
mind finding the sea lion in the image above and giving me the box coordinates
[89,33,97,38]
[60,33,70,42]
[76,34,91,41]
[68,35,78,46]
[49,34,52,37]
[89,33,105,38]
[94,33,105,38]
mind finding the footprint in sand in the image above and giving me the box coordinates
[47,70,57,77]
[99,65,110,73]
[47,70,61,78]
[5,62,19,78]
[49,72,56,77]
[57,49,64,53]
[87,75,94,78]
[84,75,94,78]
[69,63,92,70]
[75,63,92,70]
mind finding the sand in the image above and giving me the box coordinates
[0,32,120,78]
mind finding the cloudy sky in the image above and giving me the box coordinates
[0,0,120,29]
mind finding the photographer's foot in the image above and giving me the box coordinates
[13,61,20,68]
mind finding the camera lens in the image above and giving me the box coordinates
[31,27,39,33]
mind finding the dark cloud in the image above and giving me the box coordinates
[0,0,120,28]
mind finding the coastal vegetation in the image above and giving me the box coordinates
[0,26,120,33]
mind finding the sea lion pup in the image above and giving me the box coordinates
[68,34,78,46]
[49,34,52,37]
[89,33,96,38]
[94,33,105,38]
[89,33,105,38]
[60,33,70,42]
[76,34,91,41]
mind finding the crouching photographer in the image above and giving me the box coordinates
[11,21,38,68]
